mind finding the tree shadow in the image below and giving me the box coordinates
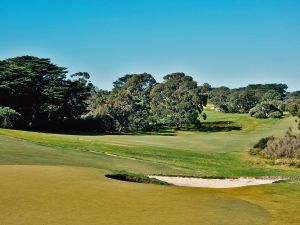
[26,121,241,136]
[198,121,242,132]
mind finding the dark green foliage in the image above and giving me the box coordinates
[0,56,92,130]
[262,90,282,102]
[246,83,288,98]
[250,136,274,155]
[210,88,258,113]
[0,107,21,128]
[0,56,67,128]
[209,84,287,114]
[107,73,156,131]
[196,120,241,132]
[107,89,134,131]
[63,72,93,120]
[249,102,283,119]
[83,88,114,131]
[0,55,297,132]
[285,91,300,120]
[209,87,231,112]
[253,136,274,149]
[227,90,258,113]
[150,73,204,129]
[269,111,283,118]
[198,83,212,93]
[202,112,207,120]
[105,171,171,185]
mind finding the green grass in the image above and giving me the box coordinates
[0,112,300,224]
[0,165,273,225]
[0,112,299,176]
[0,165,299,225]
[0,134,186,175]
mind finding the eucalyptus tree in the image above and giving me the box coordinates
[150,73,204,129]
[108,73,156,131]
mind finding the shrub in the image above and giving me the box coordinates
[250,136,274,155]
[262,133,300,159]
[249,102,283,119]
[0,107,21,128]
[253,136,274,149]
[269,111,283,118]
[250,133,300,167]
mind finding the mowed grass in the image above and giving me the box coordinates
[0,165,273,225]
[0,165,299,225]
[0,112,300,224]
[0,131,299,176]
[0,135,187,175]
[0,112,299,176]
[72,110,300,152]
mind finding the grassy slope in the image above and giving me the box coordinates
[79,110,297,152]
[0,135,187,175]
[0,112,299,176]
[0,112,300,224]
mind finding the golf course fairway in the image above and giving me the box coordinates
[0,112,299,225]
[0,165,272,225]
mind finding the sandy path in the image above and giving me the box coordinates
[149,176,283,188]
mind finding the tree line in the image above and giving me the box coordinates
[0,56,299,131]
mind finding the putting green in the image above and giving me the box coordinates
[0,165,271,225]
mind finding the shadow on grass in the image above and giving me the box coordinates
[181,121,242,132]
[16,121,241,136]
[105,172,172,185]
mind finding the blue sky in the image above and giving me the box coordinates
[1,0,300,90]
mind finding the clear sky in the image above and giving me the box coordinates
[1,0,300,91]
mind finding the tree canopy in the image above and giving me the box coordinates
[0,56,92,129]
[0,55,297,132]
[150,73,204,129]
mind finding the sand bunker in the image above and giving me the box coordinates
[149,176,283,188]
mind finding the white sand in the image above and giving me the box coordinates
[149,176,283,188]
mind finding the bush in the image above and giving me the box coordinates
[253,136,274,149]
[262,133,300,159]
[269,111,283,118]
[250,136,274,155]
[249,102,283,119]
[0,107,21,128]
[249,106,267,118]
[250,133,300,167]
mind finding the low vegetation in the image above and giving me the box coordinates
[250,132,300,167]
[105,171,171,185]
[249,102,283,119]
[0,107,20,128]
